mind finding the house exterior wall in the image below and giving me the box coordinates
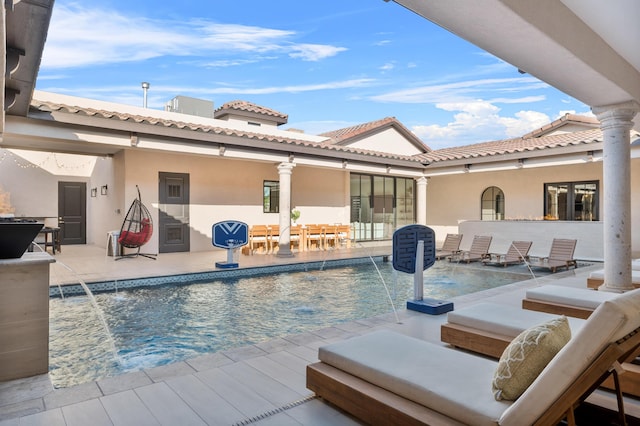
[219,115,279,127]
[346,128,425,156]
[426,158,640,259]
[119,150,349,253]
[426,161,604,225]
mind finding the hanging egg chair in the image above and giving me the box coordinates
[116,185,156,260]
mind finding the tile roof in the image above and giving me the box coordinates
[214,100,288,122]
[521,113,599,138]
[28,95,629,171]
[419,128,605,163]
[320,116,431,152]
[29,98,425,165]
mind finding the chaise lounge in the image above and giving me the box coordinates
[522,284,617,319]
[528,238,578,273]
[435,233,463,260]
[307,287,640,425]
[482,240,532,267]
[587,269,640,289]
[441,301,640,397]
[449,235,492,263]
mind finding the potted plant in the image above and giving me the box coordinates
[291,208,301,225]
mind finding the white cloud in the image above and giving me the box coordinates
[41,4,346,69]
[370,77,544,104]
[288,44,348,61]
[500,110,551,138]
[44,79,378,102]
[411,100,552,149]
[379,62,395,72]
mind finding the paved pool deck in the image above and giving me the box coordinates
[1,244,637,425]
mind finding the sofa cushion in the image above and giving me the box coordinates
[492,316,570,401]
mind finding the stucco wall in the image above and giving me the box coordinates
[427,159,640,257]
[120,150,349,253]
[346,128,424,156]
[425,162,605,241]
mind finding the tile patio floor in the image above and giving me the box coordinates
[0,244,637,425]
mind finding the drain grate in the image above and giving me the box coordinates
[231,394,318,425]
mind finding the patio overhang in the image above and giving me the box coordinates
[1,0,54,136]
[391,0,640,131]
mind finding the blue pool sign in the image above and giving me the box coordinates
[392,224,436,274]
[212,220,248,269]
[392,224,452,315]
[212,220,248,249]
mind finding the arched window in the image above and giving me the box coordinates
[481,186,504,220]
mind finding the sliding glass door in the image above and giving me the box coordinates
[350,174,415,241]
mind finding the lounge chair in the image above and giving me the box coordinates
[522,284,616,319]
[587,269,640,289]
[307,286,640,425]
[435,233,463,260]
[449,235,492,263]
[528,238,577,272]
[441,301,640,397]
[483,240,532,267]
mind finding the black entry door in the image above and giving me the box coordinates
[58,181,86,245]
[158,172,190,253]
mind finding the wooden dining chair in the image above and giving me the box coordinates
[249,225,270,254]
[305,224,326,251]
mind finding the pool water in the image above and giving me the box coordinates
[49,260,533,388]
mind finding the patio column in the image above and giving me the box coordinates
[416,176,427,225]
[276,162,295,258]
[593,101,639,293]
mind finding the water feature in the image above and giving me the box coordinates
[49,259,535,388]
[48,257,120,367]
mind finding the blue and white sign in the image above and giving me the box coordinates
[392,224,435,274]
[212,221,248,249]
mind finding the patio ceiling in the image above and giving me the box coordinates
[391,0,640,130]
[0,0,54,135]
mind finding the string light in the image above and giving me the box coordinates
[0,149,95,171]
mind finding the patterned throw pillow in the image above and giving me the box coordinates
[492,316,571,401]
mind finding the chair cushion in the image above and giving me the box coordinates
[319,330,509,426]
[447,302,585,338]
[492,316,570,401]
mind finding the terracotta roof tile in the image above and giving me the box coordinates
[521,113,599,138]
[320,117,396,142]
[319,116,431,152]
[418,128,604,163]
[30,98,425,165]
[214,100,288,121]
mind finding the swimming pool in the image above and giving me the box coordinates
[49,259,534,388]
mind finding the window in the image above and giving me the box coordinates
[481,186,504,220]
[545,181,598,221]
[263,181,279,213]
[350,173,415,241]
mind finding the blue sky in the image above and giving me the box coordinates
[36,0,591,149]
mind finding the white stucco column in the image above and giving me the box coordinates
[277,162,295,257]
[593,101,639,292]
[416,176,427,225]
